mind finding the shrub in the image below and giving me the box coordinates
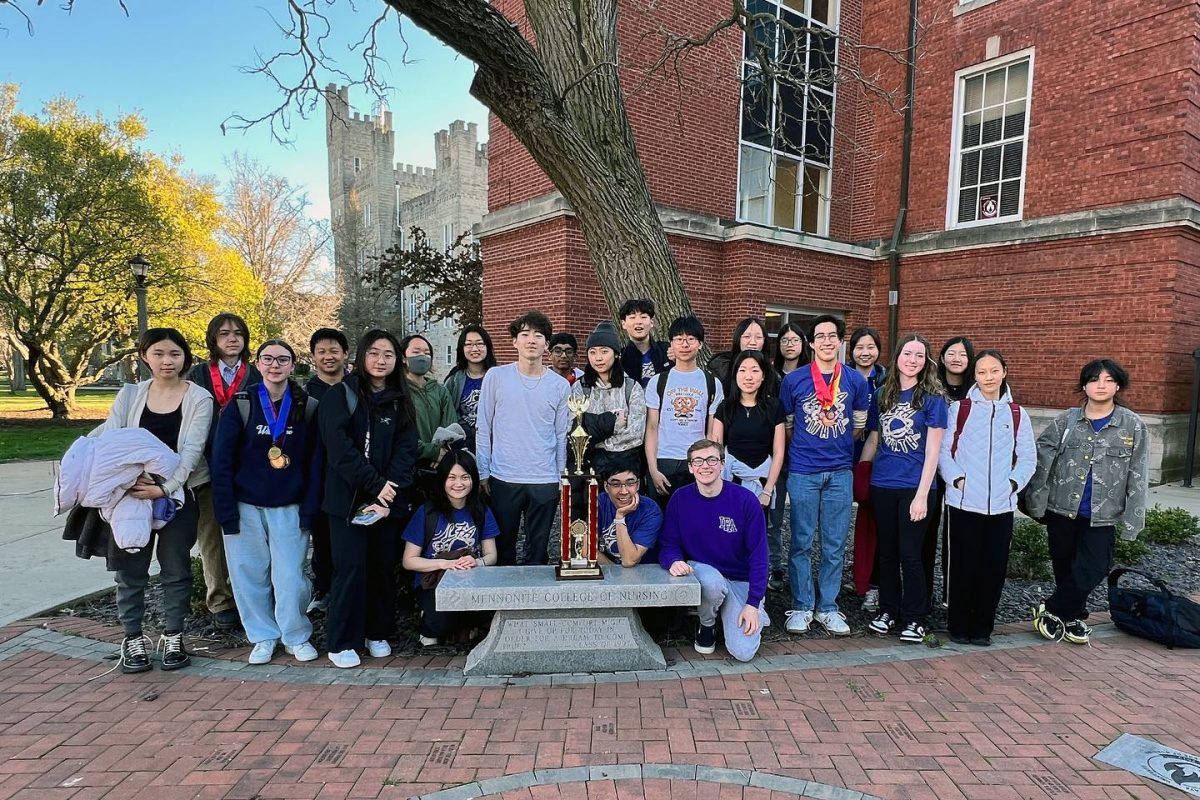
[1008,519,1052,580]
[190,556,208,614]
[1114,534,1150,565]
[1141,505,1199,546]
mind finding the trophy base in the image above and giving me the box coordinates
[555,564,603,581]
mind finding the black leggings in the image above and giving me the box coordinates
[325,515,401,652]
[870,485,931,626]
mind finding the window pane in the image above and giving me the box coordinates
[805,89,834,164]
[778,80,806,156]
[1000,179,1021,216]
[959,149,980,188]
[957,187,978,223]
[738,145,772,223]
[964,76,985,112]
[765,310,784,337]
[742,65,774,147]
[808,30,837,89]
[1003,99,1026,138]
[978,184,1000,219]
[981,105,1003,144]
[779,9,806,69]
[744,0,777,59]
[984,69,1005,108]
[980,145,1002,183]
[1006,61,1029,100]
[1001,141,1023,179]
[962,111,982,148]
[773,156,801,228]
[811,0,830,24]
[801,165,825,234]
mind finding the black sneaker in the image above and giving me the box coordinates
[969,637,993,647]
[1063,619,1091,645]
[158,631,190,670]
[213,609,241,631]
[868,612,895,635]
[899,622,926,644]
[119,635,152,674]
[1033,604,1065,641]
[768,569,787,592]
[694,624,717,655]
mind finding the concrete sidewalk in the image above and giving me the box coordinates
[0,460,115,626]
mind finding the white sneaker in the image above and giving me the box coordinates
[284,641,319,662]
[365,639,392,658]
[418,635,439,647]
[327,648,361,669]
[248,639,278,665]
[816,610,851,636]
[862,588,879,612]
[784,610,813,634]
[306,596,328,614]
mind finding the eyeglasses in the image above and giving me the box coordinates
[779,337,803,346]
[605,478,639,490]
[550,347,575,356]
[463,343,487,350]
[258,355,293,366]
[812,332,841,342]
[672,336,699,345]
[688,456,723,467]
[366,350,396,361]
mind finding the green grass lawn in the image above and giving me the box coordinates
[0,384,116,462]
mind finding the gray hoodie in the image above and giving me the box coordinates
[1021,404,1149,539]
[938,384,1037,516]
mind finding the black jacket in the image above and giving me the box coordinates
[620,340,672,387]
[318,374,418,519]
[187,360,263,454]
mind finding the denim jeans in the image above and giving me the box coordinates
[787,469,853,613]
[691,561,769,663]
[223,503,313,647]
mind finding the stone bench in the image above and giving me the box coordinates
[437,564,700,676]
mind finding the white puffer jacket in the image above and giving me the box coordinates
[938,384,1037,515]
[55,428,184,550]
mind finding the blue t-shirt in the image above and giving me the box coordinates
[596,492,663,563]
[458,376,483,428]
[780,365,870,474]
[1078,413,1114,518]
[401,505,500,585]
[640,351,657,387]
[868,388,949,490]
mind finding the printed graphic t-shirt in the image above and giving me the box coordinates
[401,505,500,587]
[780,365,870,474]
[868,388,949,489]
[645,368,725,460]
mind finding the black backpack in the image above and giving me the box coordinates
[654,366,718,415]
[1108,568,1200,649]
[233,391,318,430]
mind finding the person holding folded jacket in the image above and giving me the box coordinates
[211,339,324,666]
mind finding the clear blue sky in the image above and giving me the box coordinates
[1,1,489,220]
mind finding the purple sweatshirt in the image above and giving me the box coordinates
[659,481,769,607]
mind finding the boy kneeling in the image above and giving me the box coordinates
[659,439,769,661]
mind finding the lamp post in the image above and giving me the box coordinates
[128,254,151,380]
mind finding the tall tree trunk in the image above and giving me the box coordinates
[387,0,698,328]
[24,344,73,419]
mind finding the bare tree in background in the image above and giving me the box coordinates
[331,188,401,338]
[221,153,340,348]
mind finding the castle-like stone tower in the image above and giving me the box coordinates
[324,84,488,371]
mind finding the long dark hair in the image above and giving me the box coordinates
[448,324,497,378]
[351,329,414,421]
[139,327,194,373]
[877,334,945,414]
[399,333,434,378]
[773,322,811,373]
[728,316,768,361]
[255,338,307,423]
[717,350,778,427]
[972,349,1011,399]
[937,335,975,388]
[430,450,487,534]
[582,346,625,389]
[204,312,251,363]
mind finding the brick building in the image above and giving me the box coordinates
[325,85,489,370]
[476,0,1200,482]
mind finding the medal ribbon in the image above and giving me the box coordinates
[210,361,246,407]
[258,383,292,447]
[811,360,841,411]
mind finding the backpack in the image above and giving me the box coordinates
[654,366,718,416]
[233,390,318,431]
[578,376,637,408]
[949,398,1021,465]
[1108,568,1200,649]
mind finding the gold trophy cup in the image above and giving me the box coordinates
[557,393,602,580]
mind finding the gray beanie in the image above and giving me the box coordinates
[586,320,621,352]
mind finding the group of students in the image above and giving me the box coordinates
[90,298,1149,671]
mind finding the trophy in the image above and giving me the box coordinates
[557,393,603,580]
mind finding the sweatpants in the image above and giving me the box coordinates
[870,485,930,626]
[223,503,313,647]
[193,483,237,615]
[488,478,559,566]
[1044,511,1115,621]
[326,515,400,652]
[691,561,768,663]
[115,490,198,636]
[945,507,1013,639]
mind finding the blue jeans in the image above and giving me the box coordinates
[223,503,313,646]
[691,561,769,663]
[787,470,853,613]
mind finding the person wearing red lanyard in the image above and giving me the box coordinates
[187,313,262,632]
[210,340,323,665]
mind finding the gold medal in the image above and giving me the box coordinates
[268,445,283,460]
[269,453,290,470]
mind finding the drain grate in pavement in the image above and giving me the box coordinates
[198,747,239,768]
[315,744,347,765]
[428,742,458,765]
[1095,733,1200,797]
[732,700,759,719]
[594,721,616,734]
[884,721,916,742]
[1031,773,1072,796]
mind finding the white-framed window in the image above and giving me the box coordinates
[736,0,837,236]
[395,185,402,226]
[363,202,372,227]
[442,223,453,249]
[947,49,1033,228]
[353,157,362,174]
[445,344,453,367]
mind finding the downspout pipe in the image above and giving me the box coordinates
[887,0,920,350]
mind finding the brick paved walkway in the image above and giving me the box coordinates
[1,619,1197,800]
